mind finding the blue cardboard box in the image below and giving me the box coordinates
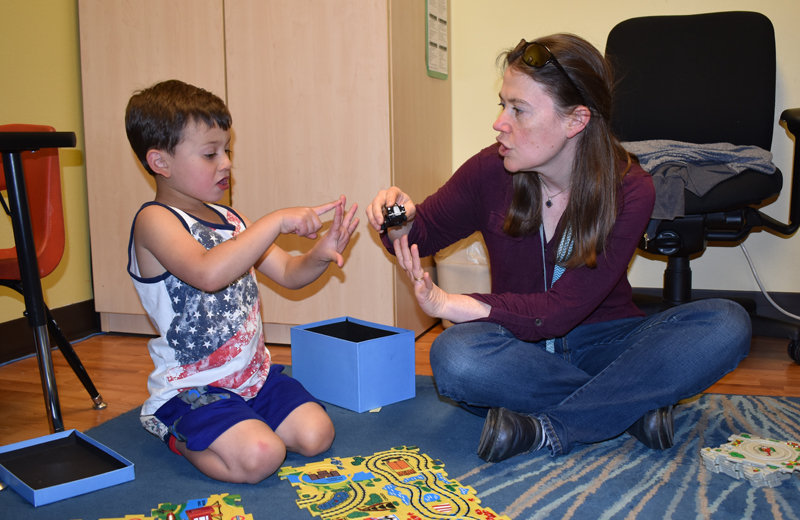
[291,317,415,413]
[0,429,134,506]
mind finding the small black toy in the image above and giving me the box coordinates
[381,204,407,232]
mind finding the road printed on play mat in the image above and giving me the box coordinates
[279,446,510,520]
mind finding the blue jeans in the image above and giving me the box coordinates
[429,299,751,456]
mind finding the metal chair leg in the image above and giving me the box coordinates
[31,323,64,432]
[46,307,107,409]
[1,279,107,410]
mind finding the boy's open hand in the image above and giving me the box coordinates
[314,195,359,267]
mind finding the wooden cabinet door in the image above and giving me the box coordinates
[79,0,226,333]
[224,0,397,338]
[80,0,447,337]
[388,0,452,333]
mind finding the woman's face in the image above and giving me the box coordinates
[493,67,580,176]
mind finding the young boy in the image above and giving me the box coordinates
[124,79,358,483]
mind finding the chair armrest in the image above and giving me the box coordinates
[781,108,800,138]
[765,108,800,236]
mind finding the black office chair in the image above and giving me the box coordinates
[605,11,800,363]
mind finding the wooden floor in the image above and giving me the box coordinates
[1,323,798,447]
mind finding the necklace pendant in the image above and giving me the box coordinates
[545,199,553,208]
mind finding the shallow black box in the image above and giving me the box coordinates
[0,429,134,506]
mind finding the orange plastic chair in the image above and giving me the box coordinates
[1,124,105,433]
[0,124,65,279]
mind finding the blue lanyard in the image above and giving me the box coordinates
[540,224,573,352]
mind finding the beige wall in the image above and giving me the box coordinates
[2,0,799,325]
[450,0,800,293]
[0,0,93,323]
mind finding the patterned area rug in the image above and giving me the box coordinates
[459,394,800,519]
[1,376,798,519]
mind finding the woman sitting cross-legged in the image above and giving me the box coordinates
[366,33,750,461]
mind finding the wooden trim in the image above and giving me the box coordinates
[0,299,100,365]
[263,323,292,345]
[99,312,157,335]
[632,288,800,320]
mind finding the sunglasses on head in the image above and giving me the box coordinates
[515,39,586,106]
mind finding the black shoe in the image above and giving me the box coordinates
[477,407,544,463]
[626,405,675,450]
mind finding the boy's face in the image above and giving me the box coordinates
[156,121,232,203]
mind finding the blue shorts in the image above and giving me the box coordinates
[154,365,323,452]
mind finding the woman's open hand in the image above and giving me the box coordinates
[394,234,448,318]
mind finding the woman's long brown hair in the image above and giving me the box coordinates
[501,34,634,269]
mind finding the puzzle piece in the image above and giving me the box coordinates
[98,516,156,520]
[98,493,253,520]
[279,445,511,520]
[701,434,800,488]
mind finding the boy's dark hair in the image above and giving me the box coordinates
[125,79,232,175]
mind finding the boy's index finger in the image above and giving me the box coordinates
[313,197,344,217]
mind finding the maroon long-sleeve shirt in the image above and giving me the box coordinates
[383,143,655,342]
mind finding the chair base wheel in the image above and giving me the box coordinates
[789,340,800,365]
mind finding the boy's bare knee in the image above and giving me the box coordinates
[235,437,287,483]
[294,421,335,457]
